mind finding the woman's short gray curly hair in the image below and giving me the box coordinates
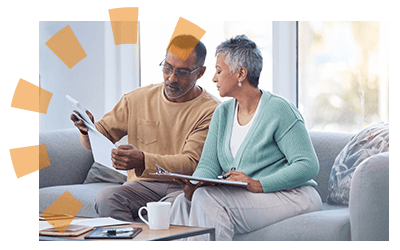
[215,34,263,88]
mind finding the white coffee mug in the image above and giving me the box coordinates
[138,202,171,230]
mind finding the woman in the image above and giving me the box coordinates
[170,35,322,240]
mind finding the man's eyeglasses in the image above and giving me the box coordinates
[159,59,201,78]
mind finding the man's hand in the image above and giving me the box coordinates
[224,171,263,193]
[174,178,204,201]
[70,110,94,135]
[111,144,145,175]
[70,110,94,151]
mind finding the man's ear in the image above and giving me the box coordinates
[238,66,248,82]
[196,66,206,79]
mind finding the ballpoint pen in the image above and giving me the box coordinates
[217,167,236,179]
[103,228,134,235]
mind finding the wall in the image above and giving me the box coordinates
[39,21,140,132]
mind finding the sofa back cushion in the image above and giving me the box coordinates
[39,128,94,188]
[309,131,354,203]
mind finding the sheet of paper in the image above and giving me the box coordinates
[66,95,95,128]
[73,217,131,227]
[66,95,127,176]
[87,128,127,176]
[39,217,131,231]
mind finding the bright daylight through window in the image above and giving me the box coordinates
[298,21,389,132]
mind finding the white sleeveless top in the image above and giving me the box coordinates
[229,95,262,158]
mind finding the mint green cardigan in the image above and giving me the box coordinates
[193,90,319,192]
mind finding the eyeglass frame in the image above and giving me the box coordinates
[159,59,202,78]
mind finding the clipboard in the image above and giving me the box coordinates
[84,227,142,239]
[150,165,248,187]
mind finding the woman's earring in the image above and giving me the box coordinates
[238,82,242,87]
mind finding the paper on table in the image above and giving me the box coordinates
[66,95,127,176]
[39,217,131,231]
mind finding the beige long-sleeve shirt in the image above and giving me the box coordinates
[95,83,220,182]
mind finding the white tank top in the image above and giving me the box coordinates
[229,96,262,158]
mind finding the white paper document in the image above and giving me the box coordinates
[39,217,131,231]
[66,95,127,176]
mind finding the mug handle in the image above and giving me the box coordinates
[138,206,150,226]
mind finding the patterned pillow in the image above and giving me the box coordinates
[327,122,389,205]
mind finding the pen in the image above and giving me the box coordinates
[103,228,134,235]
[217,167,236,179]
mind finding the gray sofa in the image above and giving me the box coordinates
[39,128,389,241]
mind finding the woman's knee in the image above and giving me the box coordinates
[192,186,217,205]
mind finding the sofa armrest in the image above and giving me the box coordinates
[39,128,94,188]
[349,152,389,241]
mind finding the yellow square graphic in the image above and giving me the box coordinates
[11,78,52,114]
[109,7,139,45]
[111,21,138,45]
[10,144,51,178]
[41,191,83,234]
[45,25,87,69]
[167,17,206,61]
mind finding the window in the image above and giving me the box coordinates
[39,21,140,132]
[140,21,272,102]
[298,21,389,132]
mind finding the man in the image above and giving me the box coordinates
[71,35,220,221]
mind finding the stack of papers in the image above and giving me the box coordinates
[66,95,127,176]
[39,217,131,231]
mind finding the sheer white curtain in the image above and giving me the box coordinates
[104,21,140,114]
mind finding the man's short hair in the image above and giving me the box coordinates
[167,35,207,67]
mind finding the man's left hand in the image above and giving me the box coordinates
[111,144,145,174]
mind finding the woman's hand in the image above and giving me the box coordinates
[174,178,204,201]
[224,171,263,193]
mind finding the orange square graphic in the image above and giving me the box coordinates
[38,144,51,170]
[108,7,138,22]
[41,191,83,234]
[110,21,138,45]
[108,7,139,45]
[167,17,206,61]
[11,78,52,114]
[45,25,87,69]
[10,144,51,178]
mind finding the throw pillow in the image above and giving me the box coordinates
[327,122,389,205]
[84,135,129,184]
[84,162,127,184]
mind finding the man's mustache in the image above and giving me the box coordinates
[165,80,181,89]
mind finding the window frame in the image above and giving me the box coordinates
[272,21,298,107]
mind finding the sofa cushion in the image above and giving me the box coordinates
[39,128,94,188]
[308,131,354,203]
[39,183,121,218]
[233,203,350,241]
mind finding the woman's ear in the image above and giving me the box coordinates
[238,66,248,82]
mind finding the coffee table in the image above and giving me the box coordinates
[39,221,215,241]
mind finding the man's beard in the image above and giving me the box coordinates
[164,78,196,99]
